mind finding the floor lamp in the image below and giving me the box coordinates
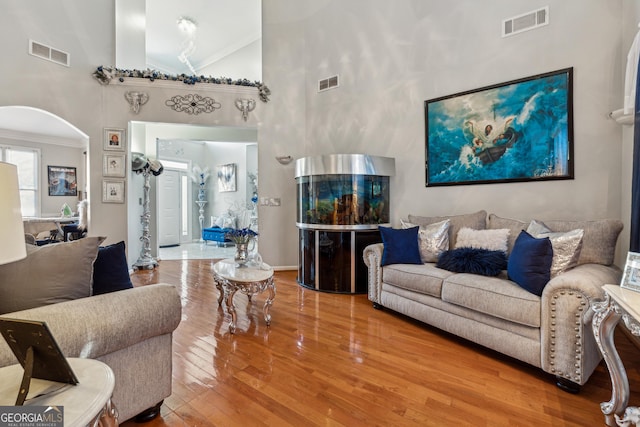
[132,154,163,270]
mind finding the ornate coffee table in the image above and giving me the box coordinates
[213,258,275,333]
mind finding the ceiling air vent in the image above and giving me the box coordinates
[502,6,549,38]
[29,40,70,67]
[318,75,339,93]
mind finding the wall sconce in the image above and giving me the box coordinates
[275,156,293,165]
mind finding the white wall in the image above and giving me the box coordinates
[0,0,634,269]
[262,0,628,267]
[199,39,262,82]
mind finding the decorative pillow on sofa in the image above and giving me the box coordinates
[527,220,584,277]
[436,247,507,276]
[0,236,105,315]
[408,210,487,249]
[379,226,423,266]
[454,227,509,252]
[508,231,553,296]
[400,219,450,262]
[92,241,133,295]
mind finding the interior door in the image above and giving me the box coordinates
[158,169,181,247]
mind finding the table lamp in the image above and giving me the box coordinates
[0,161,26,265]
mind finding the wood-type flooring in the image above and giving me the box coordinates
[122,259,640,426]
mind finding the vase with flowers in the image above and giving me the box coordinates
[226,228,258,266]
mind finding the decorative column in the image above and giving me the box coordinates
[196,200,208,242]
[133,168,158,270]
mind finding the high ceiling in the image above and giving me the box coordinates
[145,0,261,75]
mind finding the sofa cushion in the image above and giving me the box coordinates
[441,272,542,328]
[408,210,487,248]
[507,231,553,296]
[383,263,453,298]
[486,214,527,255]
[0,237,105,314]
[379,226,423,266]
[488,214,622,266]
[437,248,507,276]
[92,241,133,295]
[400,219,450,262]
[455,227,509,252]
[527,220,583,277]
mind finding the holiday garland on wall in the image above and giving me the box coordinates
[92,66,271,103]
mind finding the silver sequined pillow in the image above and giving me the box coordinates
[401,219,450,263]
[527,220,584,277]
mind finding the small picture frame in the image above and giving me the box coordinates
[47,165,77,196]
[621,252,640,292]
[102,179,125,203]
[103,154,126,177]
[104,128,125,151]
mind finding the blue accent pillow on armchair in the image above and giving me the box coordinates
[379,226,423,266]
[508,230,553,296]
[92,241,134,295]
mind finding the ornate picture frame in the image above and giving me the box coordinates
[102,179,125,203]
[104,128,125,151]
[621,252,640,293]
[424,68,574,186]
[103,154,126,177]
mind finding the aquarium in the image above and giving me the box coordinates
[295,154,394,229]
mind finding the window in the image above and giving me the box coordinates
[2,146,39,216]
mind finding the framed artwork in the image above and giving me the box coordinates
[217,163,237,192]
[102,179,125,203]
[621,252,640,293]
[103,154,126,177]
[47,165,77,196]
[104,128,125,151]
[424,67,574,187]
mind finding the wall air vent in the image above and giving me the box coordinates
[29,40,70,67]
[502,6,549,38]
[318,75,339,93]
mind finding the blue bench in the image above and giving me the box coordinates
[202,227,234,246]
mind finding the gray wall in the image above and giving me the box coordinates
[0,1,638,268]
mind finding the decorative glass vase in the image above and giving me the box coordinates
[234,241,251,266]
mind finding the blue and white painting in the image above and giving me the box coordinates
[425,68,573,186]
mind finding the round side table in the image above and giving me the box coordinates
[0,357,118,426]
[213,258,276,333]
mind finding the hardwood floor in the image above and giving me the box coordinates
[123,259,640,426]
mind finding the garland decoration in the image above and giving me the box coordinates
[92,66,271,103]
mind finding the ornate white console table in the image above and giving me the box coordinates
[592,284,640,426]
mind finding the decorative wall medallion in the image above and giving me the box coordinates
[124,91,149,114]
[235,98,256,121]
[165,94,221,115]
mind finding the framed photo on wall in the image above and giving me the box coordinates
[103,154,126,177]
[217,163,237,192]
[621,252,640,292]
[47,165,77,196]
[102,179,125,203]
[424,67,574,187]
[104,128,125,151]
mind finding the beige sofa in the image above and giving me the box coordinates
[363,211,623,391]
[0,237,182,422]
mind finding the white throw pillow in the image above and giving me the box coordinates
[401,219,450,263]
[455,227,509,252]
[527,220,584,277]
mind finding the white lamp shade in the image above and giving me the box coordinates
[0,162,26,264]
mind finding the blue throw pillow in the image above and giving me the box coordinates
[379,226,423,266]
[92,241,134,295]
[507,230,553,296]
[436,247,507,276]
